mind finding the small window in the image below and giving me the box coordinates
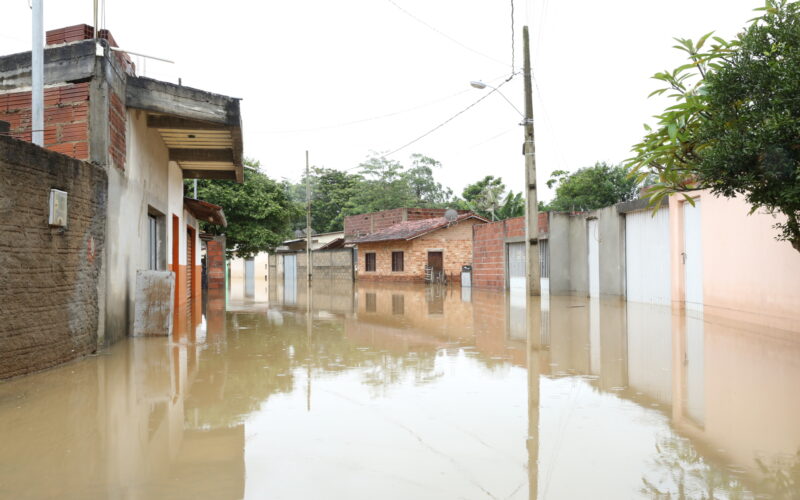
[365,252,376,272]
[365,292,377,312]
[148,214,159,270]
[391,251,404,272]
[392,294,405,315]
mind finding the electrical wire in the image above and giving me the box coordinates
[382,75,517,158]
[510,0,516,75]
[256,87,474,135]
[385,0,509,67]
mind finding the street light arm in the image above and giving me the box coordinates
[470,80,525,119]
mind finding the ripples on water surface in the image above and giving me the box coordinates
[0,279,798,499]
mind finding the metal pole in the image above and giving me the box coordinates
[193,179,197,198]
[523,26,541,296]
[305,151,312,282]
[31,0,44,146]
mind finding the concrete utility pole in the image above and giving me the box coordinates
[522,26,541,296]
[305,150,312,282]
[31,0,44,146]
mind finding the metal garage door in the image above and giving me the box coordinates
[588,219,600,297]
[283,254,297,305]
[507,242,526,289]
[683,200,703,311]
[625,207,671,305]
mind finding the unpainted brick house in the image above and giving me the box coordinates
[0,25,240,344]
[353,213,488,284]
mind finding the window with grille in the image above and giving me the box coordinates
[391,251,404,272]
[365,252,376,272]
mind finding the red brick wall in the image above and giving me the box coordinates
[344,208,405,239]
[205,237,226,290]
[108,90,126,170]
[406,208,469,221]
[471,214,549,290]
[344,208,471,239]
[472,217,525,289]
[0,83,90,160]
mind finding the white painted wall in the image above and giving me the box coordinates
[683,200,704,311]
[104,109,198,342]
[625,207,671,305]
[104,109,171,342]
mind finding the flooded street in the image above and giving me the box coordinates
[1,280,799,499]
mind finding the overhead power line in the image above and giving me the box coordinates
[383,74,517,158]
[385,0,509,67]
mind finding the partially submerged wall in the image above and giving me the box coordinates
[471,217,525,289]
[548,208,624,297]
[0,135,107,379]
[669,192,800,332]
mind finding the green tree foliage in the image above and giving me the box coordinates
[193,159,300,258]
[461,175,505,204]
[292,167,361,233]
[627,0,800,251]
[544,162,639,212]
[288,154,456,232]
[457,175,525,220]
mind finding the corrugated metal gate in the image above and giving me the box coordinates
[539,239,550,278]
[625,207,671,305]
[507,242,526,289]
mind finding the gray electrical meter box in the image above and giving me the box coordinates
[49,189,68,227]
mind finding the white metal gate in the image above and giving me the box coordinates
[244,258,255,298]
[283,254,297,305]
[588,219,600,297]
[683,200,703,311]
[507,242,526,289]
[625,207,671,305]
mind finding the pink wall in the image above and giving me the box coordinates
[669,192,800,332]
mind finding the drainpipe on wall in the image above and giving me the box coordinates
[31,0,44,146]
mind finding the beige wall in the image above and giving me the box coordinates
[669,192,800,332]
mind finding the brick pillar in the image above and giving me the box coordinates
[204,235,226,290]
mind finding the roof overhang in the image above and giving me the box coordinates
[127,76,243,183]
[184,197,227,227]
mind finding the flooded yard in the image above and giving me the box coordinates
[1,279,798,499]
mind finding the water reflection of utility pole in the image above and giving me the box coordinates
[527,294,541,500]
[306,273,313,412]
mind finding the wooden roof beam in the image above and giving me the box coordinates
[169,148,233,163]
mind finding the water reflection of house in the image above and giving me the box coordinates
[343,282,527,366]
[0,322,245,499]
[535,297,800,494]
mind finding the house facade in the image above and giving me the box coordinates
[0,25,241,344]
[353,213,487,284]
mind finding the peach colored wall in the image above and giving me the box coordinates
[669,191,800,332]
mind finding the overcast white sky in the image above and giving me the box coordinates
[3,0,756,202]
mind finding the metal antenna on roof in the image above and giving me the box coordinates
[444,209,458,223]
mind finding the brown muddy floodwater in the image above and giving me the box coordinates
[1,279,799,499]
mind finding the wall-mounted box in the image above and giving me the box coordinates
[49,189,68,227]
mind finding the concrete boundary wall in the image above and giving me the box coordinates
[273,248,354,281]
[548,207,625,297]
[0,136,107,379]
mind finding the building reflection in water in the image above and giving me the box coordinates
[530,296,800,499]
[1,278,798,499]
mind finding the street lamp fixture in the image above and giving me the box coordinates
[469,80,525,119]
